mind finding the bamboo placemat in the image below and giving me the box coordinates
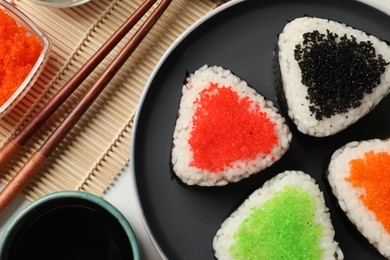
[0,0,217,201]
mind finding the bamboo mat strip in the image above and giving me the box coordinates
[0,0,216,201]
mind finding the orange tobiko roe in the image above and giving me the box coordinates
[188,83,278,173]
[347,151,390,233]
[0,9,42,106]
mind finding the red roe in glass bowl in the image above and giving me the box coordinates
[0,1,51,116]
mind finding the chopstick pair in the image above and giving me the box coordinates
[0,0,172,215]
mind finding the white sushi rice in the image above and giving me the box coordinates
[213,170,343,260]
[278,17,390,137]
[327,139,390,258]
[171,65,291,186]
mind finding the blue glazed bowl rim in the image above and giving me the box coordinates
[0,190,141,260]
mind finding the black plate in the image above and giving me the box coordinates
[131,0,390,259]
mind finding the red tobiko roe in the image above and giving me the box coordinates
[0,9,43,107]
[188,82,278,173]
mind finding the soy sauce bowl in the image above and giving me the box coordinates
[0,191,140,260]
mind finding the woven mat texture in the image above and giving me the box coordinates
[0,0,216,201]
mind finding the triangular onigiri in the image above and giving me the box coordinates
[213,170,343,259]
[327,139,390,258]
[171,65,291,186]
[277,17,390,137]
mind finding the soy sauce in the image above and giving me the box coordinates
[5,200,134,260]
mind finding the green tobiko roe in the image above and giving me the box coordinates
[230,186,324,260]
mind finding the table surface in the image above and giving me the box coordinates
[1,0,390,259]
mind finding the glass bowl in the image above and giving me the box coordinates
[0,1,51,117]
[29,0,90,8]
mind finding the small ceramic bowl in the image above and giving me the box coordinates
[0,1,51,116]
[0,191,141,260]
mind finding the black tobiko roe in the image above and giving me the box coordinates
[294,30,389,120]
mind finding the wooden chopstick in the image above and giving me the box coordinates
[0,0,158,170]
[0,0,172,214]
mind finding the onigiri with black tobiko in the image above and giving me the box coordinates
[277,17,390,137]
